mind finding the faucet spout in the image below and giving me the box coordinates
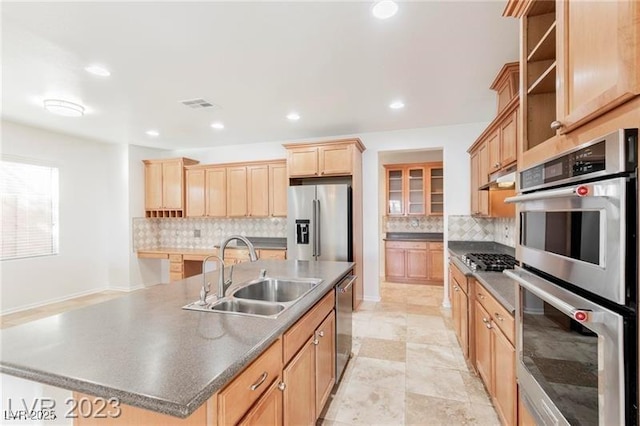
[201,255,224,305]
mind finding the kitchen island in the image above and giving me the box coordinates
[0,259,354,422]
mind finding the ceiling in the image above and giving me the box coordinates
[2,1,519,150]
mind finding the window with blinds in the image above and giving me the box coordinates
[1,159,59,260]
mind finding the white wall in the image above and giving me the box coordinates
[1,121,120,313]
[171,122,485,306]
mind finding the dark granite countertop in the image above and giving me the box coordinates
[384,232,444,242]
[0,259,353,418]
[448,242,517,313]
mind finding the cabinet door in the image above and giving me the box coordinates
[474,301,492,392]
[406,167,425,216]
[469,153,479,215]
[500,110,518,167]
[487,130,501,173]
[185,169,205,217]
[288,147,319,177]
[406,249,428,279]
[492,326,516,426]
[386,168,405,216]
[315,311,335,415]
[247,165,269,217]
[385,248,406,280]
[459,288,469,359]
[428,246,444,281]
[227,166,248,217]
[556,0,640,133]
[319,144,352,176]
[478,144,490,216]
[283,338,316,426]
[162,160,183,209]
[144,162,163,210]
[238,378,283,426]
[206,167,227,217]
[269,163,288,217]
[427,166,444,216]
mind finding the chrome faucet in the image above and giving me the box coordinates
[200,255,225,305]
[218,235,259,297]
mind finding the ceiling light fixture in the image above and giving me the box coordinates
[211,122,225,130]
[145,130,160,137]
[85,64,111,77]
[372,1,398,19]
[43,99,85,117]
[287,112,300,121]
[389,101,405,109]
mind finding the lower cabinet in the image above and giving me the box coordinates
[315,311,336,413]
[239,377,283,426]
[450,262,470,359]
[283,338,316,425]
[473,283,516,426]
[385,240,444,284]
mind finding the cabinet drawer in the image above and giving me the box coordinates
[385,241,427,250]
[168,254,183,262]
[476,284,515,345]
[450,262,469,293]
[218,338,283,426]
[169,272,184,282]
[283,291,335,364]
[429,242,444,250]
[169,262,183,272]
[259,249,286,260]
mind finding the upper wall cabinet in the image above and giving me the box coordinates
[384,162,444,217]
[504,0,639,162]
[144,158,198,217]
[285,139,366,178]
[185,160,287,219]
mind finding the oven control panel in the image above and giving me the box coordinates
[520,128,638,191]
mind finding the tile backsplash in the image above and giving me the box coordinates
[447,215,516,247]
[133,217,287,250]
[384,216,444,233]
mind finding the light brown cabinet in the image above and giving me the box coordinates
[238,377,283,426]
[385,163,444,217]
[185,160,286,218]
[385,241,443,284]
[505,0,639,166]
[315,311,336,414]
[247,164,269,217]
[287,142,355,177]
[143,158,198,217]
[469,139,515,218]
[282,337,316,425]
[473,282,516,426]
[450,268,470,359]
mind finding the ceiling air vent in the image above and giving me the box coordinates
[179,98,217,109]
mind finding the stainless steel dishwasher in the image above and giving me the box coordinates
[335,273,356,383]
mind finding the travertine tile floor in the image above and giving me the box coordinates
[1,283,500,425]
[320,281,500,426]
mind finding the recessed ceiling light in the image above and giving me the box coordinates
[43,99,85,117]
[85,64,111,77]
[372,1,398,19]
[211,122,225,130]
[287,112,300,121]
[389,101,405,109]
[145,130,160,137]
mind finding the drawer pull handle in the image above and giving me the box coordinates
[250,372,268,391]
[495,313,504,321]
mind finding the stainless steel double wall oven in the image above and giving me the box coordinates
[505,129,638,425]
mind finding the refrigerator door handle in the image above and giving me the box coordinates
[316,200,321,257]
[312,199,317,257]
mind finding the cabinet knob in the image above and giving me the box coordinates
[278,382,286,391]
[494,162,500,168]
[550,120,563,130]
[318,330,325,338]
[312,338,319,345]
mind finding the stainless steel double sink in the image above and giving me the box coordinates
[183,277,323,318]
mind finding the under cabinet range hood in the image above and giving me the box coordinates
[479,165,516,190]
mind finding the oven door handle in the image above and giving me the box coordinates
[505,186,583,204]
[504,269,602,324]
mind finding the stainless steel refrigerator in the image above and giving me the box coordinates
[287,184,352,262]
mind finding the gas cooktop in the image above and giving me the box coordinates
[461,253,518,272]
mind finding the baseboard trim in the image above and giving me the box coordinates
[2,286,110,316]
[363,295,381,302]
[108,284,145,292]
